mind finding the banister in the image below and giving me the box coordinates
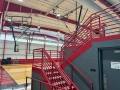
[91,2,120,15]
[42,49,72,84]
[26,77,65,90]
[60,52,94,90]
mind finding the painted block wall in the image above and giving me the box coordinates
[32,72,47,90]
[0,40,60,60]
[64,39,120,90]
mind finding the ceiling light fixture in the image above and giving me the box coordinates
[57,13,61,17]
[38,25,41,29]
[7,18,12,22]
[18,0,23,1]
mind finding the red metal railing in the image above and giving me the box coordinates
[62,2,120,58]
[33,48,78,90]
[26,77,65,90]
[91,3,120,38]
[60,52,94,90]
[46,50,61,59]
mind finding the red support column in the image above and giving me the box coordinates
[2,31,7,59]
[0,0,5,33]
[0,0,5,12]
[57,39,59,59]
[44,36,46,50]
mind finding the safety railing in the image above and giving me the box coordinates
[46,50,61,59]
[62,3,120,59]
[42,49,78,90]
[33,48,44,67]
[91,3,120,38]
[26,77,65,90]
[60,52,94,90]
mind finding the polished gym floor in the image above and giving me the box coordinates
[0,64,32,90]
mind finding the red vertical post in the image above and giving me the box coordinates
[2,31,7,59]
[41,49,43,69]
[98,15,101,37]
[57,39,59,59]
[50,50,51,57]
[90,15,93,39]
[33,49,34,65]
[44,36,46,50]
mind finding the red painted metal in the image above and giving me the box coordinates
[5,1,77,25]
[44,36,46,50]
[0,0,5,12]
[61,2,120,63]
[31,3,120,90]
[32,48,78,90]
[0,0,5,35]
[98,0,120,17]
[60,52,94,90]
[26,77,65,90]
[2,31,7,59]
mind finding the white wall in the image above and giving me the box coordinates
[0,32,62,59]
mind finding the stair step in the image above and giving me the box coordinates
[43,66,55,70]
[45,71,59,75]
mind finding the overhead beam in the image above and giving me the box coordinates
[5,1,77,25]
[98,0,120,17]
[60,5,82,19]
[0,0,5,12]
[46,0,65,15]
[4,21,68,34]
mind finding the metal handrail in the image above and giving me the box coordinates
[26,77,65,90]
[59,51,94,90]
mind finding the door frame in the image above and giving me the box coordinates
[98,47,120,90]
[98,48,104,90]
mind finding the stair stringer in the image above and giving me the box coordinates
[32,67,52,90]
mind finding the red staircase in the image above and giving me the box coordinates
[32,3,120,90]
[61,3,120,67]
[32,48,78,90]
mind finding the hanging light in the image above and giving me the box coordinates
[18,0,23,2]
[7,18,12,22]
[57,13,61,17]
[38,25,41,29]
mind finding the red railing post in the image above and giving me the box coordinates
[90,15,93,39]
[33,50,34,64]
[2,31,7,59]
[50,50,51,58]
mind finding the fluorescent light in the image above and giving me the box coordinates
[57,13,61,17]
[18,0,23,2]
[7,18,11,22]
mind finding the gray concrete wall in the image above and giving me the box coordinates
[32,72,47,90]
[64,39,120,90]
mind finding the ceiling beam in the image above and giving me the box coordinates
[5,1,77,25]
[46,0,65,15]
[4,21,68,34]
[0,0,5,12]
[60,5,82,18]
[98,0,120,17]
